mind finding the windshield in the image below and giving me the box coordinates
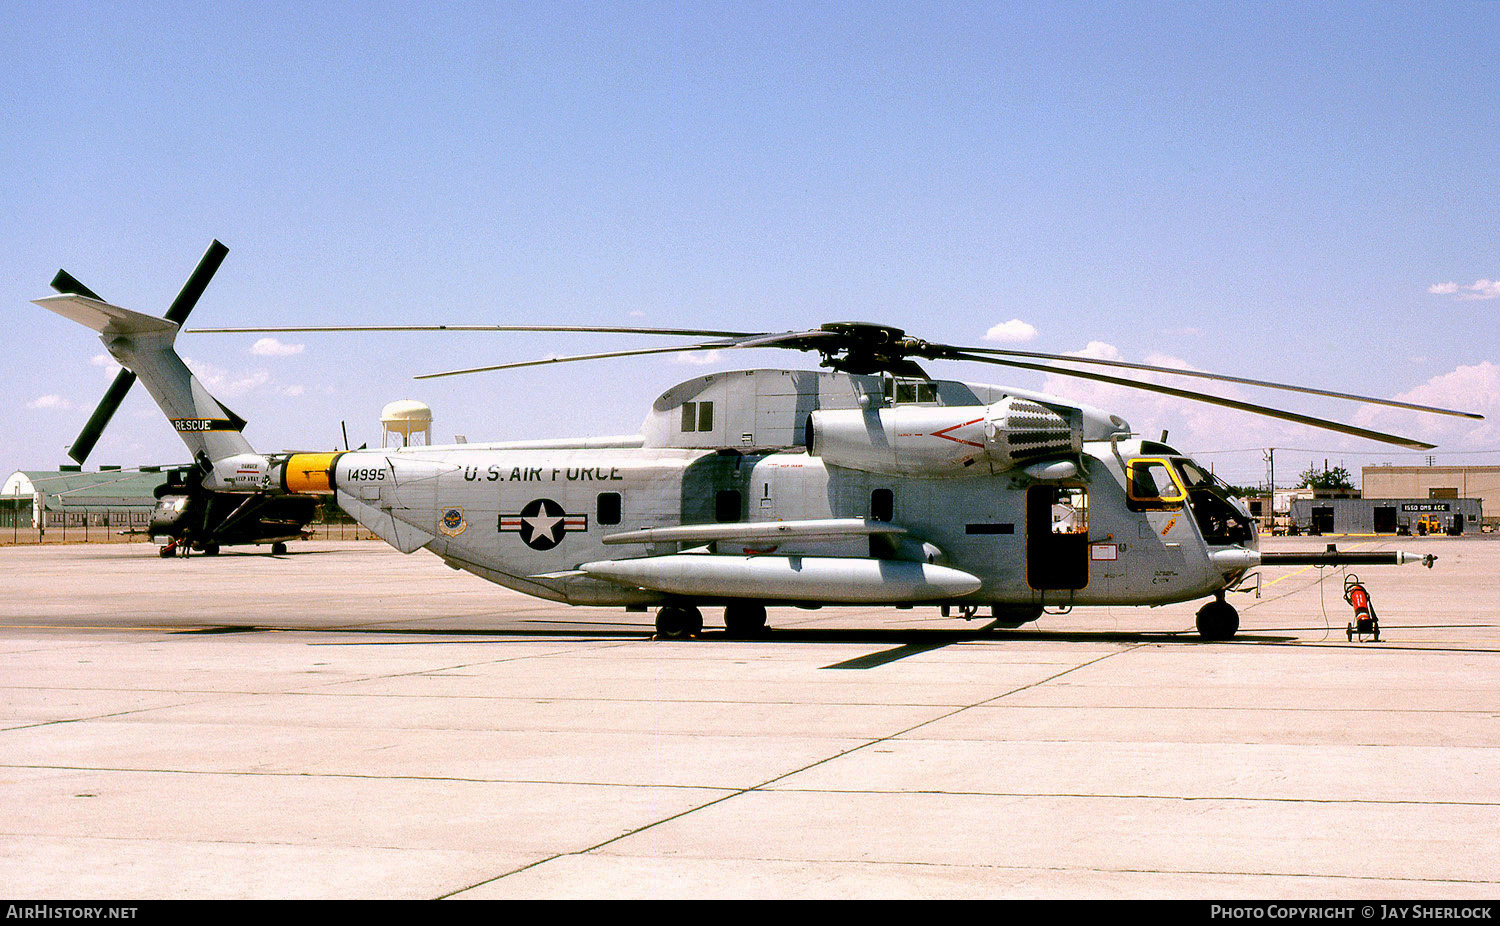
[1172,457,1254,545]
[1173,458,1234,494]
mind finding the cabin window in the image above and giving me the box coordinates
[715,489,742,523]
[870,488,894,522]
[680,401,715,432]
[885,378,937,405]
[1126,459,1186,512]
[596,492,621,526]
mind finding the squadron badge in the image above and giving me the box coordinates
[439,506,468,537]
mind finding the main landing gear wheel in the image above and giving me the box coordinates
[271,542,288,555]
[723,602,768,638]
[655,605,703,640]
[1195,596,1240,642]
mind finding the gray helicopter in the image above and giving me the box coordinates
[36,242,1479,639]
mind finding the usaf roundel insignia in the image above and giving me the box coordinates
[499,498,588,551]
[439,506,467,537]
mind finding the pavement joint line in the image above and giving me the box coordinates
[0,763,744,792]
[565,851,1500,888]
[748,788,1500,808]
[271,639,648,692]
[3,830,1495,889]
[4,763,1500,809]
[437,644,1142,899]
[0,695,235,733]
[0,687,1046,709]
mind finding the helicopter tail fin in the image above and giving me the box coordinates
[33,292,255,468]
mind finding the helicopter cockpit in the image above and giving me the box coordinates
[1126,455,1256,547]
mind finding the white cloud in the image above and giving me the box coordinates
[250,337,305,356]
[982,319,1039,343]
[1354,361,1500,448]
[1465,280,1500,300]
[28,394,74,410]
[90,353,121,374]
[673,349,723,366]
[184,358,272,398]
[1069,341,1124,361]
[1429,279,1499,300]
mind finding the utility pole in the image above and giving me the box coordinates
[1263,447,1276,534]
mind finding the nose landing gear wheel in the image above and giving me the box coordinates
[1195,597,1240,641]
[655,605,703,640]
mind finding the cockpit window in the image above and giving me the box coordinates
[1173,457,1255,545]
[1173,458,1230,493]
[1127,459,1186,511]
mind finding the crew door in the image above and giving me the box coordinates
[1026,484,1089,590]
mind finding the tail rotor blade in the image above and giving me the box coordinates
[164,239,229,325]
[51,269,121,464]
[50,270,102,301]
[69,368,137,463]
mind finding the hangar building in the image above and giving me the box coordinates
[1362,465,1500,524]
[1,467,171,535]
[1290,495,1482,535]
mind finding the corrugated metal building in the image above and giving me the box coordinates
[1,468,171,532]
[1290,496,1483,535]
[1362,465,1500,524]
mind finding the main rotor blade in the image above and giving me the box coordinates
[190,323,759,337]
[411,329,839,380]
[948,351,1438,450]
[931,344,1481,421]
[413,340,749,379]
[163,240,228,325]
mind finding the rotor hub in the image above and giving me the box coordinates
[814,322,932,376]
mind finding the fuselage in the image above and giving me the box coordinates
[317,437,1257,610]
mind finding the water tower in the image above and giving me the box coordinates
[381,400,432,448]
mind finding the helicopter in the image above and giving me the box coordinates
[144,463,317,557]
[34,241,1480,639]
[42,242,319,557]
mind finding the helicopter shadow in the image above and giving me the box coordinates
[213,621,1300,670]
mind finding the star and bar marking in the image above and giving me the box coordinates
[499,498,588,550]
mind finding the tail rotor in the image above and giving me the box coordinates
[52,240,229,463]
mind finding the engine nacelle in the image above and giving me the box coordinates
[808,396,1083,477]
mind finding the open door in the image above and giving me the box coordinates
[1026,484,1089,590]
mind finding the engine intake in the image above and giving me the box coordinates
[808,396,1082,477]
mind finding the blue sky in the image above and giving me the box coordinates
[3,1,1497,487]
